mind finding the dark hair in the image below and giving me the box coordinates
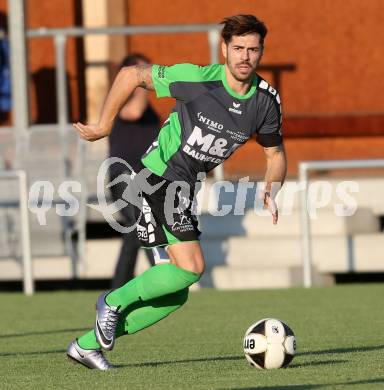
[221,14,267,46]
[119,53,151,68]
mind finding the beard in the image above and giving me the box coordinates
[228,59,258,82]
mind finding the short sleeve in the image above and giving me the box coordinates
[151,64,201,98]
[151,64,222,100]
[256,97,283,147]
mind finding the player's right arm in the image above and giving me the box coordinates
[73,64,154,142]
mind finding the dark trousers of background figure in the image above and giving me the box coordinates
[109,174,155,289]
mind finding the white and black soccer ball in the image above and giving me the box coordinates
[243,318,296,369]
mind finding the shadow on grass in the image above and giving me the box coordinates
[0,328,89,339]
[0,349,243,364]
[2,344,382,372]
[220,378,384,390]
[122,344,381,369]
[289,359,347,368]
[120,355,244,368]
[0,349,66,357]
[0,351,347,372]
[300,344,384,356]
[123,357,347,370]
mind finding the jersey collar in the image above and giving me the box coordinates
[221,65,258,100]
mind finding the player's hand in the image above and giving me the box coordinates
[73,122,109,142]
[263,191,278,225]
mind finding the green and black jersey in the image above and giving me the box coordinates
[141,63,283,185]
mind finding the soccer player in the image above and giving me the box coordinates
[68,14,287,370]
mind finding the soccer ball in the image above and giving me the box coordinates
[243,318,296,369]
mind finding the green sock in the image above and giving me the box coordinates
[77,288,189,349]
[106,263,200,311]
[77,330,100,350]
[117,288,189,335]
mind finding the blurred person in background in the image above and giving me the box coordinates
[70,14,286,370]
[108,54,160,288]
[0,12,11,124]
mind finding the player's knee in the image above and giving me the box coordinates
[177,287,189,305]
[192,249,206,274]
[168,242,205,275]
[184,254,205,275]
[194,259,205,275]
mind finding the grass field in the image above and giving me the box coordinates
[1,284,384,389]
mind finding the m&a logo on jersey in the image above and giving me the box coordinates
[183,126,240,164]
[183,126,227,163]
[229,102,242,115]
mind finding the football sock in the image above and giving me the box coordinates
[77,288,189,350]
[116,288,189,335]
[77,330,100,350]
[106,263,200,311]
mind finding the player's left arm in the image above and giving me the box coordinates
[256,88,286,225]
[263,143,287,225]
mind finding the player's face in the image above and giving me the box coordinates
[222,33,263,82]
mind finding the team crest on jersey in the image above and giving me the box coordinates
[229,102,242,115]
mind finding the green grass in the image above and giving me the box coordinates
[1,284,384,389]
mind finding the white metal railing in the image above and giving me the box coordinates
[299,159,384,288]
[27,24,223,177]
[0,170,34,295]
[7,0,225,294]
[9,8,223,179]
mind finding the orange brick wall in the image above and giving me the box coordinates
[123,0,384,175]
[125,0,384,121]
[1,1,383,176]
[0,0,85,124]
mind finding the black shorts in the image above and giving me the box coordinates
[133,169,201,248]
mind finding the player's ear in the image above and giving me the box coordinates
[221,41,228,60]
